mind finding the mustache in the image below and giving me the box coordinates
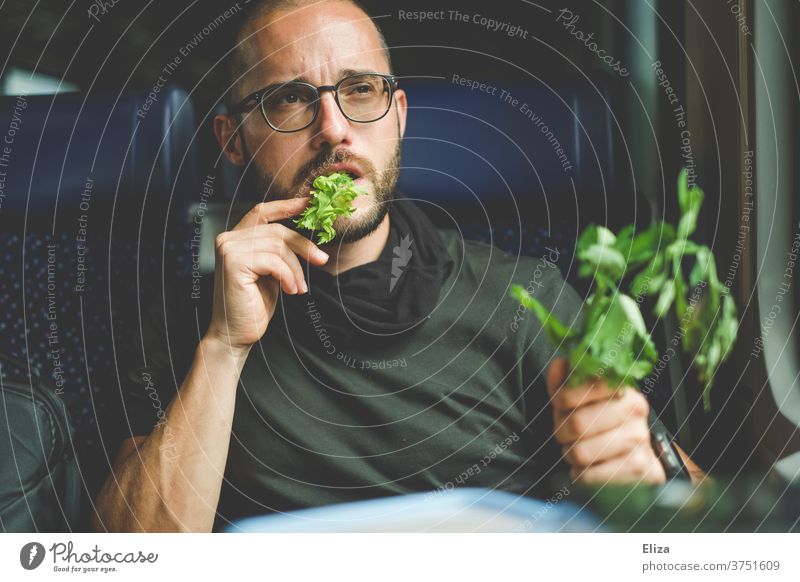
[293,148,377,193]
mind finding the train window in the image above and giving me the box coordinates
[752,0,800,480]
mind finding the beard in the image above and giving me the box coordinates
[242,143,401,244]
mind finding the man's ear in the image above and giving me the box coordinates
[394,88,407,139]
[213,114,247,167]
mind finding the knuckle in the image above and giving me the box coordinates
[636,423,651,445]
[272,242,288,259]
[215,232,229,248]
[629,392,649,417]
[556,390,577,410]
[264,222,285,238]
[632,448,651,474]
[217,241,233,259]
[246,202,270,223]
[624,452,642,475]
[570,444,591,467]
[552,390,572,412]
[567,412,587,437]
[262,253,278,269]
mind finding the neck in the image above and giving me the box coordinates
[318,213,391,276]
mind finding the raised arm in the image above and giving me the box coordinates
[92,198,328,532]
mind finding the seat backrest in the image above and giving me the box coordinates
[0,86,197,218]
[398,76,617,211]
[396,74,622,264]
[0,85,198,519]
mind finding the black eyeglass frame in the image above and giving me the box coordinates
[229,73,398,133]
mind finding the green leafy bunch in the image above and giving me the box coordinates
[511,170,738,411]
[294,172,366,244]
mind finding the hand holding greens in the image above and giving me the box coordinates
[294,172,366,244]
[511,170,738,411]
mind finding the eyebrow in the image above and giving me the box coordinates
[262,68,382,91]
[235,69,386,111]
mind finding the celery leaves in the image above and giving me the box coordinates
[294,172,366,244]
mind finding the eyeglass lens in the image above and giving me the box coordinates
[262,74,391,131]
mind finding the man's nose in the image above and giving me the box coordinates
[309,91,351,149]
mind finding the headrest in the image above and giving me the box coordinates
[0,85,197,220]
[397,75,618,217]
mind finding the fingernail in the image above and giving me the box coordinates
[300,281,308,294]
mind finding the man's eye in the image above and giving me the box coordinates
[346,84,376,97]
[277,93,300,105]
[270,90,309,107]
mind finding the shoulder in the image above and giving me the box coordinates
[437,228,574,301]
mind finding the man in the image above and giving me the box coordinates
[93,0,700,533]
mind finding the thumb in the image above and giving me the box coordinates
[546,357,569,399]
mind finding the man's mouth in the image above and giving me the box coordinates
[304,163,366,191]
[325,163,364,181]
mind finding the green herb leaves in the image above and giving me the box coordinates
[512,169,738,411]
[575,225,627,284]
[294,172,366,244]
[568,293,658,389]
[677,168,705,240]
[510,285,575,346]
[510,285,658,389]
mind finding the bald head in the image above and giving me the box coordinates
[224,0,392,108]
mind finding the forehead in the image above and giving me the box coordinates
[238,2,388,85]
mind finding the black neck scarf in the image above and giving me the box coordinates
[284,196,454,345]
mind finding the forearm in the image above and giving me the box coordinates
[94,336,249,532]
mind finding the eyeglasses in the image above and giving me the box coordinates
[230,73,398,133]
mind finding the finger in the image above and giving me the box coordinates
[233,197,311,230]
[225,223,329,266]
[277,243,307,294]
[546,357,569,398]
[265,222,330,266]
[218,234,309,293]
[562,421,651,468]
[550,375,627,411]
[554,389,649,443]
[256,276,280,307]
[569,446,665,485]
[231,251,300,295]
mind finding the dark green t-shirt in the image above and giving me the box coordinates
[119,228,583,524]
[223,229,580,518]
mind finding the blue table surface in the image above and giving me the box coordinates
[224,488,602,533]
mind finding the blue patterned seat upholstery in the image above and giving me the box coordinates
[0,86,197,526]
